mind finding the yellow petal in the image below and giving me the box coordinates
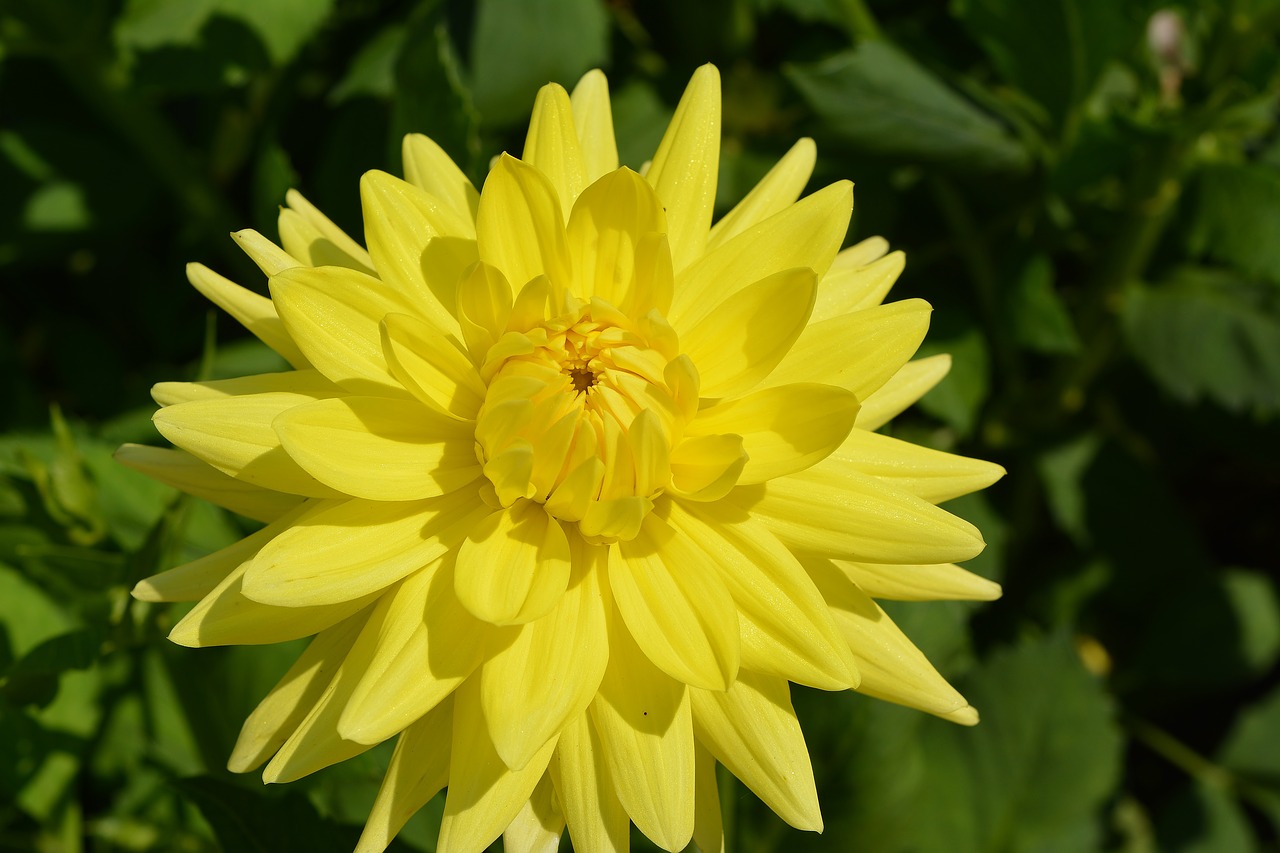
[455,501,572,625]
[355,699,453,853]
[838,560,1002,602]
[476,154,572,303]
[550,711,630,853]
[807,557,976,721]
[273,396,480,501]
[707,137,816,249]
[856,353,951,431]
[667,501,857,691]
[481,545,609,770]
[269,264,421,394]
[231,228,300,277]
[439,677,559,853]
[565,168,670,313]
[402,132,480,225]
[152,393,345,499]
[456,261,515,363]
[680,267,817,400]
[668,434,746,502]
[670,180,851,329]
[151,368,343,407]
[692,744,725,853]
[133,504,308,603]
[812,250,905,322]
[186,262,309,369]
[590,619,695,852]
[282,188,376,272]
[243,491,486,606]
[523,83,588,221]
[228,612,365,773]
[645,64,720,273]
[834,235,890,269]
[761,298,931,400]
[610,512,740,691]
[687,383,858,484]
[738,466,986,565]
[571,69,620,182]
[381,312,486,419]
[115,444,303,523]
[503,773,565,853]
[822,428,1005,504]
[360,169,477,333]
[339,560,495,744]
[690,671,822,831]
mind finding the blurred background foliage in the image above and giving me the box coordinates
[1,0,1279,850]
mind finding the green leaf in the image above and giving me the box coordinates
[1037,433,1102,544]
[468,0,610,126]
[1122,267,1280,414]
[1,629,99,709]
[1187,164,1280,286]
[1219,685,1280,803]
[211,0,335,67]
[1155,781,1256,853]
[785,43,1030,173]
[177,776,364,853]
[1010,254,1081,354]
[330,25,406,104]
[391,18,480,176]
[915,315,991,437]
[610,80,672,172]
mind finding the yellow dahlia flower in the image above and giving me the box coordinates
[119,65,1004,852]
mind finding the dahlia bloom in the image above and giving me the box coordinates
[119,65,1004,852]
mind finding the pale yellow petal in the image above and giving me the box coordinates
[833,235,890,269]
[680,267,817,400]
[523,83,587,220]
[231,228,300,277]
[668,434,746,502]
[856,354,951,431]
[243,490,486,606]
[550,711,630,853]
[838,560,1002,602]
[455,501,571,625]
[737,466,986,565]
[760,298,932,400]
[687,383,858,484]
[590,619,694,852]
[280,188,376,273]
[151,369,342,407]
[807,557,976,721]
[822,428,1005,504]
[692,745,724,853]
[455,261,514,363]
[476,154,572,303]
[670,180,851,329]
[228,612,366,773]
[439,677,559,853]
[480,544,609,770]
[645,64,720,273]
[115,444,303,523]
[707,137,815,249]
[273,396,480,501]
[610,512,740,691]
[402,132,480,225]
[570,69,620,183]
[667,501,857,691]
[812,250,905,322]
[565,168,669,313]
[269,264,421,394]
[690,671,822,831]
[186,262,309,369]
[355,700,453,853]
[503,773,564,853]
[381,312,486,419]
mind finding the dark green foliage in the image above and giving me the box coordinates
[2,0,1279,850]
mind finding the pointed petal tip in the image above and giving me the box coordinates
[131,578,164,603]
[942,704,980,726]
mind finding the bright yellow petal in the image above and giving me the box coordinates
[150,369,342,407]
[812,249,905,322]
[550,711,630,853]
[186,262,309,369]
[502,773,564,853]
[838,560,1002,602]
[680,267,817,400]
[707,137,816,249]
[610,512,740,691]
[523,83,588,221]
[455,261,514,363]
[761,298,932,401]
[667,501,857,691]
[355,699,453,853]
[570,69,619,183]
[402,132,480,225]
[439,677,559,853]
[590,619,695,852]
[687,383,858,483]
[282,188,376,272]
[455,501,572,625]
[856,353,951,431]
[645,64,720,273]
[692,744,724,853]
[737,466,986,565]
[273,396,480,501]
[231,228,300,277]
[381,312,486,419]
[480,542,609,770]
[833,235,890,269]
[668,434,747,503]
[476,154,573,303]
[115,444,303,523]
[670,180,850,329]
[821,428,1005,504]
[807,557,977,722]
[228,612,365,773]
[243,490,486,606]
[690,670,822,831]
